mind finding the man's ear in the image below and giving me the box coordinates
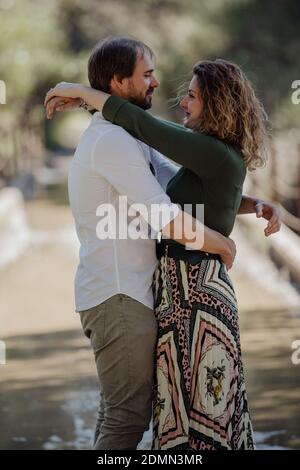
[111,74,126,91]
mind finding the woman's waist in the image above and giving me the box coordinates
[156,239,221,263]
[166,198,235,237]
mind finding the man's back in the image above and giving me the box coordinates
[68,111,172,311]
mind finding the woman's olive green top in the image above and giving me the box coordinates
[102,96,246,237]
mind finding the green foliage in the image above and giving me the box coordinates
[0,0,85,125]
[218,0,300,128]
[0,0,299,154]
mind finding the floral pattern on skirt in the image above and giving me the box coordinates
[152,253,255,450]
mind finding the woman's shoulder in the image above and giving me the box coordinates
[192,132,246,174]
[223,142,246,172]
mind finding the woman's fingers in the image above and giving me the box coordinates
[44,83,65,106]
[46,97,82,119]
[56,98,82,112]
[265,212,281,235]
[44,88,65,106]
[57,101,75,111]
[44,88,57,106]
[46,97,61,118]
[265,222,280,236]
[44,82,81,106]
[269,211,281,226]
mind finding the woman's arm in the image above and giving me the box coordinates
[44,84,228,179]
[101,96,227,179]
[44,83,109,117]
[44,84,235,268]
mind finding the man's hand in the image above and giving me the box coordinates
[46,96,82,119]
[220,237,236,270]
[255,201,281,237]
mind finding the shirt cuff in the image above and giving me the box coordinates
[102,95,128,124]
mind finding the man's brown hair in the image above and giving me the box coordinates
[88,36,153,93]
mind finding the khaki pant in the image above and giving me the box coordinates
[79,294,157,450]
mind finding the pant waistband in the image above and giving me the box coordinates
[156,241,221,264]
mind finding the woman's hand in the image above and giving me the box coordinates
[46,96,83,119]
[44,82,86,107]
[44,82,110,114]
[255,200,281,236]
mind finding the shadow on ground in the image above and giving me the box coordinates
[1,306,300,450]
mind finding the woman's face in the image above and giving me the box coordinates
[180,75,204,129]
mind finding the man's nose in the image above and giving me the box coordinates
[152,76,160,88]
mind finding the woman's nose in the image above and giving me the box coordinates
[180,96,187,109]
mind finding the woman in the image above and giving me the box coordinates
[45,59,269,449]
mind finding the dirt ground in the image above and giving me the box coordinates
[1,200,299,450]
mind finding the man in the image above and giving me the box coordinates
[45,36,281,450]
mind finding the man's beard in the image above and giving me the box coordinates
[127,82,154,110]
[127,93,153,110]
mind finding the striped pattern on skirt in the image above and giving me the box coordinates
[152,252,255,450]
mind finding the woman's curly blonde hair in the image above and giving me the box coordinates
[192,59,269,170]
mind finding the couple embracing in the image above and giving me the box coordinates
[45,36,280,450]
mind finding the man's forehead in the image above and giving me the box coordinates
[135,50,155,72]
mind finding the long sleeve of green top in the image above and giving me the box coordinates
[102,95,247,237]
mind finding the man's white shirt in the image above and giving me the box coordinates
[68,111,180,311]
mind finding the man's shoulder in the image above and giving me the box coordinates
[90,120,150,159]
[76,114,149,163]
[76,115,132,151]
[89,113,136,142]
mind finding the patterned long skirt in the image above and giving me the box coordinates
[152,252,255,450]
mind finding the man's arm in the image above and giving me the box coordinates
[93,128,235,267]
[149,149,181,191]
[238,195,281,236]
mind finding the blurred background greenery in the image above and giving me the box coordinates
[1,0,300,451]
[1,0,300,152]
[1,0,300,210]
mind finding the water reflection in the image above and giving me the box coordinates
[240,307,300,449]
[0,306,299,449]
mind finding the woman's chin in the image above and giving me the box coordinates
[183,118,192,129]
